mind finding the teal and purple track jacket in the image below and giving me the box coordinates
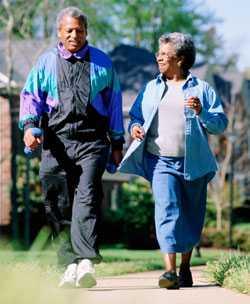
[19,42,124,145]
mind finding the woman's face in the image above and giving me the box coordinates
[156,42,180,76]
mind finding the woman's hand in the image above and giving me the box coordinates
[131,125,145,141]
[184,97,202,115]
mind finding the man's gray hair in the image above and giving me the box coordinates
[159,32,196,71]
[56,7,88,30]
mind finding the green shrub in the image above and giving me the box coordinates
[100,209,124,244]
[16,155,43,209]
[207,254,250,294]
[201,227,250,251]
[119,178,158,249]
[204,198,217,227]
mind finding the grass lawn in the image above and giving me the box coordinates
[0,245,229,304]
[0,245,224,276]
[96,246,224,276]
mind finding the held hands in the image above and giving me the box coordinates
[23,128,43,151]
[184,96,202,115]
[131,125,145,141]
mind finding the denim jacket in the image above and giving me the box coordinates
[119,73,228,181]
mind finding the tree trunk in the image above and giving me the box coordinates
[216,202,222,231]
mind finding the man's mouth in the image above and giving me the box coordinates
[69,41,78,45]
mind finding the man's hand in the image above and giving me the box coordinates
[23,128,43,150]
[131,125,145,141]
[111,149,123,166]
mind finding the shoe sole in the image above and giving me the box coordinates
[76,273,97,288]
[158,278,179,289]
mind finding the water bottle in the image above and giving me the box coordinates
[184,87,196,118]
[24,128,43,157]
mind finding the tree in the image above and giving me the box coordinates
[106,0,221,63]
[0,0,223,64]
[208,69,249,232]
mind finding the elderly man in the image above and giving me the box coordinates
[19,7,124,288]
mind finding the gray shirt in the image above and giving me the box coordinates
[146,81,185,156]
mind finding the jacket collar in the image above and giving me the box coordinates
[156,72,198,87]
[57,41,89,60]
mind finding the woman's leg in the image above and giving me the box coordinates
[181,250,192,267]
[179,250,193,287]
[164,253,176,272]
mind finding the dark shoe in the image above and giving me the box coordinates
[179,266,193,287]
[158,271,179,289]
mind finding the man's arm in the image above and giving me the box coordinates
[19,64,47,149]
[106,67,125,164]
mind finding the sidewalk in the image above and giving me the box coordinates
[63,266,249,304]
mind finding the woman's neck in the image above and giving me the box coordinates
[164,70,188,82]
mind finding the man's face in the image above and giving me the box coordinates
[156,43,178,75]
[58,16,87,53]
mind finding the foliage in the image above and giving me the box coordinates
[16,155,43,210]
[0,0,222,64]
[234,223,250,231]
[201,227,250,252]
[110,0,220,58]
[100,209,124,244]
[0,0,44,38]
[119,178,158,249]
[207,253,250,294]
[0,245,222,272]
[204,198,217,227]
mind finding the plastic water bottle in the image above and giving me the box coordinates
[184,87,196,118]
[24,128,43,157]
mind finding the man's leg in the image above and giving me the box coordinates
[40,172,78,263]
[70,145,108,287]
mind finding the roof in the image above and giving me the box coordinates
[109,44,158,109]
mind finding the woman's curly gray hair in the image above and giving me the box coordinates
[159,32,196,71]
[56,7,88,30]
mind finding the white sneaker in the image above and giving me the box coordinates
[58,263,77,288]
[76,259,97,288]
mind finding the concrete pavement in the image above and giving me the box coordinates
[63,266,249,304]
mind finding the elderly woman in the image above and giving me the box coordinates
[119,32,228,289]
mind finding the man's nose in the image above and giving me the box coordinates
[71,30,77,38]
